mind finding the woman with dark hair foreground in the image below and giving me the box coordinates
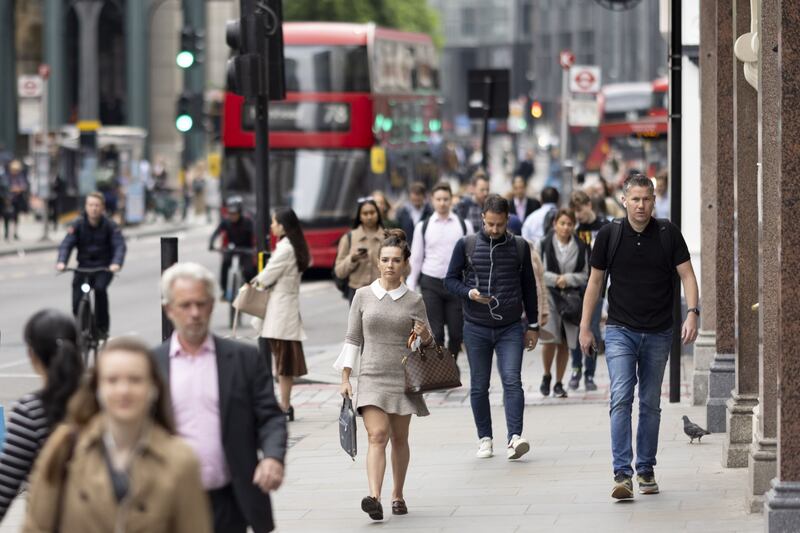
[0,309,84,523]
[335,229,433,521]
[22,336,211,533]
[255,207,311,420]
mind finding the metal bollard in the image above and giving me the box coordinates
[0,405,6,449]
[161,237,179,342]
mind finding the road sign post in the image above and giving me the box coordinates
[559,50,575,197]
[467,69,510,172]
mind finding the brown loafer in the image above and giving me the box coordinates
[392,499,408,515]
[361,496,383,521]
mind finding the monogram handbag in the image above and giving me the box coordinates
[403,332,462,394]
[232,282,270,319]
[339,397,357,460]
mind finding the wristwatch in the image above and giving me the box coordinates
[528,322,540,332]
[687,307,700,316]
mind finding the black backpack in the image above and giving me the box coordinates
[332,232,352,298]
[601,218,676,298]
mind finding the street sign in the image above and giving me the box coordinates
[569,65,602,93]
[568,99,600,127]
[18,99,41,134]
[18,75,43,98]
[559,50,575,70]
[466,69,510,119]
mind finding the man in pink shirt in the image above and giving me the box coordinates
[155,262,287,533]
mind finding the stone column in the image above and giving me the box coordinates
[765,3,800,530]
[723,0,760,469]
[706,0,736,434]
[748,0,779,513]
[694,0,718,407]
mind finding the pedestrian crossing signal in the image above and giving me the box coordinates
[530,101,543,119]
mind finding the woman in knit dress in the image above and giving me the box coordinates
[535,208,589,399]
[255,207,310,421]
[334,229,433,522]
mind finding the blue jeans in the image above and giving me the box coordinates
[463,320,525,442]
[605,325,672,477]
[570,297,604,377]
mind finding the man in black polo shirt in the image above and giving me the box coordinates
[579,174,699,501]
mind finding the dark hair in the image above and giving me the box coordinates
[274,207,311,272]
[470,170,489,186]
[431,182,452,196]
[23,309,84,428]
[44,336,175,483]
[482,194,510,215]
[541,187,560,205]
[622,172,655,196]
[408,181,427,196]
[569,190,592,208]
[381,228,411,261]
[352,198,384,229]
[552,207,576,226]
[512,175,526,185]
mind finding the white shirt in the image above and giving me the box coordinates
[407,211,474,290]
[522,203,557,243]
[513,197,528,221]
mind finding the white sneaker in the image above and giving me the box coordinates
[476,437,493,458]
[507,435,530,460]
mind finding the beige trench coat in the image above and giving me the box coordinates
[23,416,212,533]
[255,237,306,341]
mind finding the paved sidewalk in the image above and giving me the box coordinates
[0,213,193,257]
[0,353,765,533]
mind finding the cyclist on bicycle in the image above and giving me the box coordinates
[209,195,257,296]
[55,192,126,337]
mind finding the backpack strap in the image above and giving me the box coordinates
[463,233,478,272]
[513,236,528,272]
[601,218,624,298]
[456,214,467,235]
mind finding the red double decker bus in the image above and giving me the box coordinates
[579,78,668,175]
[222,22,441,268]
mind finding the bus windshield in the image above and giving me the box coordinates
[222,148,370,226]
[284,45,371,93]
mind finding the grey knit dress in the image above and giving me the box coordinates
[345,284,430,417]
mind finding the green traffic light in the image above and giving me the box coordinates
[176,51,195,69]
[176,114,193,132]
[429,119,442,132]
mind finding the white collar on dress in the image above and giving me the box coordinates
[370,279,408,301]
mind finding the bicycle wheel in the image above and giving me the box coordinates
[75,298,93,365]
[229,269,243,328]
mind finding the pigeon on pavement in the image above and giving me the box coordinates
[682,415,711,443]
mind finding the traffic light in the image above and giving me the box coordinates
[530,100,543,119]
[177,26,205,69]
[225,1,286,100]
[175,92,203,132]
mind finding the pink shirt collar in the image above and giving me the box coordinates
[169,333,215,359]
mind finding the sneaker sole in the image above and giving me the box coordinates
[639,485,660,495]
[611,486,634,500]
[476,451,494,458]
[507,441,530,460]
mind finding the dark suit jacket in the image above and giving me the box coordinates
[395,203,433,245]
[511,197,541,220]
[154,335,287,533]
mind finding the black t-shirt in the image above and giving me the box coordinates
[576,217,609,249]
[590,218,690,332]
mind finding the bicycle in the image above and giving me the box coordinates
[60,266,114,366]
[212,245,256,328]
